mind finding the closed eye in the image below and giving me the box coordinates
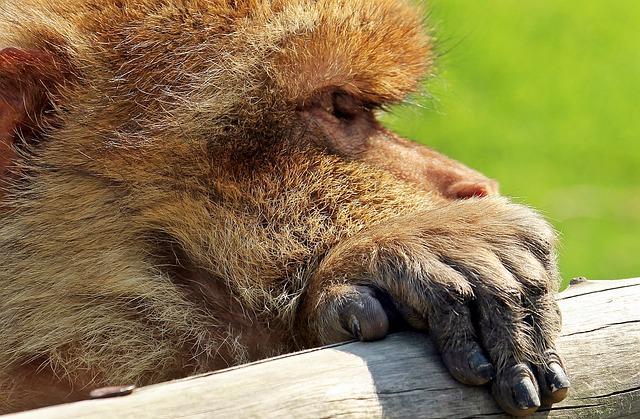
[330,91,378,123]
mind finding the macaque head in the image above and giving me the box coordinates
[0,2,568,416]
[0,0,496,202]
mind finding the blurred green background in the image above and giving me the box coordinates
[382,0,640,286]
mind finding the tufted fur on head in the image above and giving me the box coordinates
[1,0,432,139]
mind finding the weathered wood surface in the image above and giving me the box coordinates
[6,278,640,418]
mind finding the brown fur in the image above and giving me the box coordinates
[0,0,567,414]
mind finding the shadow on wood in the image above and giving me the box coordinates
[6,278,640,418]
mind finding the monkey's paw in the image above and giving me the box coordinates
[299,197,570,416]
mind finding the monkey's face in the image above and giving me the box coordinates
[1,0,496,201]
[223,0,498,200]
[295,89,498,200]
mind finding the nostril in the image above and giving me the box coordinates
[456,186,488,199]
[449,180,498,200]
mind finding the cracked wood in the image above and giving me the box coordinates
[5,278,640,418]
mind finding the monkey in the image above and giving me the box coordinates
[0,0,570,415]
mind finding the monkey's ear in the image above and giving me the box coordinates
[0,47,68,178]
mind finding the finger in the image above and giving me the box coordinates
[419,262,496,385]
[492,361,541,416]
[453,250,533,368]
[450,251,545,413]
[520,292,570,404]
[441,340,495,386]
[355,248,496,386]
[534,350,571,405]
[497,250,570,404]
[338,285,390,341]
[313,284,390,344]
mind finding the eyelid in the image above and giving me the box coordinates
[300,89,382,118]
[332,91,379,119]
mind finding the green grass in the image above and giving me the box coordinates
[382,0,640,286]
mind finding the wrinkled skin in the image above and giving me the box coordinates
[0,0,569,415]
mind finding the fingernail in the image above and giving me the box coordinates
[350,317,362,341]
[514,376,541,410]
[468,350,495,381]
[547,362,570,391]
[90,385,136,399]
[546,362,570,402]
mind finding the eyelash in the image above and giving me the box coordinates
[328,92,378,121]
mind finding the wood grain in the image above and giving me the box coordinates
[6,278,640,418]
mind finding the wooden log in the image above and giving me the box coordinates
[6,278,640,418]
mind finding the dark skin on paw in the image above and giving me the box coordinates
[329,285,570,416]
[342,287,569,416]
[0,0,568,415]
[299,205,571,416]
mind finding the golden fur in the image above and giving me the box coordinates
[0,0,568,414]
